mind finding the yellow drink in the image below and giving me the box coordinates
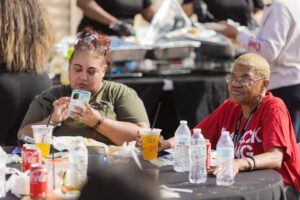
[141,134,160,160]
[36,142,51,157]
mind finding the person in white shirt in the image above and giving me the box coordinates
[217,0,300,142]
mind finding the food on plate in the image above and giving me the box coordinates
[188,27,202,35]
[61,185,81,193]
[107,145,123,155]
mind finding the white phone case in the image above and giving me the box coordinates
[68,90,91,116]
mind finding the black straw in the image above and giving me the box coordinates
[46,113,52,127]
[151,102,161,129]
[47,113,56,191]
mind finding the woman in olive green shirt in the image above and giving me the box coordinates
[18,28,149,145]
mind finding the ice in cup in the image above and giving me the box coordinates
[32,125,53,157]
[140,128,162,160]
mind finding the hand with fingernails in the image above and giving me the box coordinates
[51,97,70,125]
[69,102,102,128]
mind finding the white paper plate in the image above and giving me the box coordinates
[185,29,217,41]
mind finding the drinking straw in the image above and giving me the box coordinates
[151,102,161,130]
[47,113,56,191]
[46,113,52,127]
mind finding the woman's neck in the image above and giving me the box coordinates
[241,97,264,119]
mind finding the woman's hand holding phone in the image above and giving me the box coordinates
[67,89,102,128]
[70,102,102,128]
[52,97,70,124]
[51,90,103,128]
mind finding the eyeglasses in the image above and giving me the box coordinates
[225,74,264,87]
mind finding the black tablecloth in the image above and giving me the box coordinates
[4,147,286,200]
[158,166,286,200]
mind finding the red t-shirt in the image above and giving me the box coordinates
[194,92,300,193]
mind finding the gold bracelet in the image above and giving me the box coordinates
[92,116,104,129]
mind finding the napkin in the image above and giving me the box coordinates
[53,136,108,152]
[109,141,138,157]
[6,169,29,198]
[160,189,180,199]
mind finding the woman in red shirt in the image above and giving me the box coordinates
[159,53,300,198]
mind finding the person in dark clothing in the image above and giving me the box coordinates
[182,0,264,29]
[77,0,156,36]
[0,0,55,145]
[79,164,160,200]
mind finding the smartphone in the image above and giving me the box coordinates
[68,90,91,116]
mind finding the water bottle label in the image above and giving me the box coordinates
[217,149,234,159]
[190,146,206,159]
[175,135,190,146]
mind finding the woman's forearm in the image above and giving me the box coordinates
[94,118,149,145]
[77,0,118,25]
[251,147,284,170]
[236,147,284,172]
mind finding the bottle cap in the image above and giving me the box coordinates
[193,128,201,134]
[222,130,230,136]
[180,120,187,125]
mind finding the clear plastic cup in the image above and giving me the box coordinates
[139,128,162,160]
[32,125,53,157]
[43,155,68,193]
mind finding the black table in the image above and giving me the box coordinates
[158,166,286,200]
[4,147,286,200]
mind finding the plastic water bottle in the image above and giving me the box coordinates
[65,137,88,189]
[0,146,7,198]
[189,128,207,184]
[216,130,235,186]
[173,120,191,172]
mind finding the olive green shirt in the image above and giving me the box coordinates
[21,80,149,144]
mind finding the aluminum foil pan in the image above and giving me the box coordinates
[150,41,200,60]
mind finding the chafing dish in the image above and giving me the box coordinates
[110,47,148,63]
[149,41,200,60]
[109,36,149,63]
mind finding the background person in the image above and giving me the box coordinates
[217,0,300,142]
[18,28,149,145]
[152,53,300,199]
[76,0,156,36]
[0,0,55,146]
[182,0,264,29]
[79,164,160,200]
